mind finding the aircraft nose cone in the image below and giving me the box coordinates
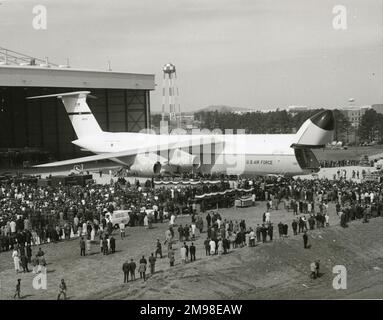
[310,110,334,131]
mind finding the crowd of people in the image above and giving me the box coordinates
[2,168,383,298]
[138,174,383,282]
[0,173,265,253]
[319,159,372,168]
[1,170,383,252]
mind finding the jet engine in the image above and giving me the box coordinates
[168,149,201,170]
[129,153,164,176]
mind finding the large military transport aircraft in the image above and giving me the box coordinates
[27,91,334,176]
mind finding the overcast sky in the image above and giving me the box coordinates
[1,0,382,111]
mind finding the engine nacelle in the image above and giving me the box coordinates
[169,149,201,170]
[129,153,163,176]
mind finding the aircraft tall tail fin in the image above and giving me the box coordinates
[27,91,103,139]
[292,110,334,148]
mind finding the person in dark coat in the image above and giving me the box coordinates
[261,224,267,243]
[303,231,308,249]
[283,224,288,236]
[149,253,156,274]
[292,220,298,235]
[122,260,130,283]
[206,213,211,228]
[57,279,67,300]
[107,221,113,235]
[129,259,136,281]
[184,225,190,241]
[268,224,273,241]
[102,237,108,255]
[80,237,86,256]
[256,225,261,242]
[155,239,163,258]
[14,279,21,299]
[139,256,147,281]
[21,254,29,273]
[298,217,304,233]
[207,226,212,239]
[308,216,315,230]
[204,238,210,256]
[110,236,116,253]
[26,244,32,263]
[223,237,230,254]
[190,242,196,262]
[178,225,184,242]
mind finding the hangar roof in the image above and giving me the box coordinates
[0,65,155,90]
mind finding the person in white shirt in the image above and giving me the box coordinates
[119,222,125,239]
[73,215,79,235]
[325,213,329,227]
[323,202,328,213]
[107,237,111,252]
[310,262,317,279]
[245,233,250,247]
[191,222,196,240]
[10,220,16,234]
[209,239,216,255]
[249,229,255,247]
[180,246,186,264]
[82,222,87,236]
[170,214,176,226]
[12,249,20,273]
[90,226,96,241]
[265,211,271,223]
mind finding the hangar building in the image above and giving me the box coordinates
[0,49,155,167]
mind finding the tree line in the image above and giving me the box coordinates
[151,109,383,144]
[194,109,349,140]
[359,109,383,143]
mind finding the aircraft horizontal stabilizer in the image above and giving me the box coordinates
[26,91,91,100]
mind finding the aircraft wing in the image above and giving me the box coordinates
[34,135,220,167]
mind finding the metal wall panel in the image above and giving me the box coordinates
[0,86,150,161]
[0,66,155,90]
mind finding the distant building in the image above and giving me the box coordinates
[338,105,371,145]
[340,105,371,128]
[287,106,309,113]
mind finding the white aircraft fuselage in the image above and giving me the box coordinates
[71,132,318,176]
[27,91,335,177]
